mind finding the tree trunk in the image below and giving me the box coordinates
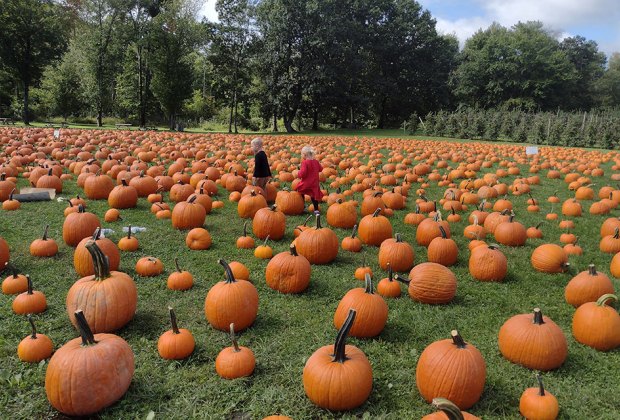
[273,112,278,132]
[228,97,234,133]
[169,113,175,130]
[377,97,387,129]
[284,114,296,133]
[233,91,238,134]
[312,110,318,131]
[97,109,103,127]
[138,48,145,127]
[22,83,30,125]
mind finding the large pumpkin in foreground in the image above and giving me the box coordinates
[45,310,134,416]
[303,309,372,411]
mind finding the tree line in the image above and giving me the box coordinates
[0,0,618,132]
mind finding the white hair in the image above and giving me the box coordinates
[301,146,315,158]
[251,137,263,148]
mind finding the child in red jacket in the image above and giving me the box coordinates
[295,146,323,213]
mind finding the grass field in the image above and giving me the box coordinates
[0,129,619,419]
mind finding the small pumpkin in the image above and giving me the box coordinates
[12,275,47,315]
[428,226,458,266]
[215,323,256,379]
[600,227,620,254]
[397,263,457,304]
[378,233,415,272]
[377,263,401,298]
[254,235,274,259]
[17,315,54,363]
[421,398,481,420]
[341,224,363,252]
[118,225,139,251]
[136,257,164,277]
[2,264,28,295]
[519,374,559,420]
[295,214,339,264]
[572,294,620,351]
[158,307,195,360]
[469,244,507,282]
[167,258,194,291]
[531,244,569,273]
[186,227,212,250]
[265,244,311,294]
[62,204,101,247]
[236,221,255,249]
[74,227,120,277]
[565,264,614,308]
[354,255,373,281]
[29,225,58,257]
[358,207,393,246]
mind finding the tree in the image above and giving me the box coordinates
[0,0,68,123]
[560,36,606,109]
[596,52,620,107]
[149,1,198,129]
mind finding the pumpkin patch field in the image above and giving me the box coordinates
[1,127,619,419]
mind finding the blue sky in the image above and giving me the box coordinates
[200,0,620,59]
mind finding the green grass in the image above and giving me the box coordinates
[0,132,619,419]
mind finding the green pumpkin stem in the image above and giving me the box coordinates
[431,398,464,420]
[533,308,545,325]
[451,330,467,348]
[174,258,182,273]
[537,373,546,397]
[364,273,374,294]
[290,244,298,256]
[27,315,38,339]
[85,240,111,280]
[242,221,248,237]
[127,225,132,239]
[92,227,102,241]
[332,309,357,363]
[388,263,393,282]
[372,207,382,217]
[219,259,237,284]
[230,323,240,352]
[169,307,180,334]
[41,225,50,241]
[75,310,97,346]
[596,294,617,306]
[439,225,448,239]
[351,224,358,239]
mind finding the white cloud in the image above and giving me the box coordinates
[435,16,492,47]
[199,0,218,22]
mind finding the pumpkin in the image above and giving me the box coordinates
[84,172,114,200]
[108,178,138,209]
[265,244,311,294]
[519,374,559,420]
[12,275,47,315]
[421,398,481,420]
[237,189,267,219]
[398,262,457,304]
[404,204,426,225]
[2,188,20,211]
[600,217,620,238]
[494,212,527,246]
[62,205,101,247]
[377,263,401,298]
[104,208,121,222]
[2,264,28,294]
[463,215,486,240]
[561,198,582,217]
[531,244,569,273]
[0,236,9,270]
[498,308,568,371]
[237,221,255,249]
[333,273,388,337]
[526,222,544,239]
[428,226,458,266]
[326,199,357,228]
[17,316,54,363]
[293,214,314,238]
[354,255,373,281]
[66,241,137,333]
[0,173,17,201]
[295,214,339,264]
[204,259,259,331]
[118,225,139,251]
[186,227,212,250]
[45,310,134,416]
[228,261,250,281]
[215,323,256,379]
[129,171,158,196]
[171,196,206,230]
[469,244,507,282]
[600,227,620,254]
[29,225,58,257]
[36,168,62,192]
[275,190,305,215]
[135,256,164,277]
[416,330,486,410]
[418,212,451,246]
[565,264,614,308]
[254,235,274,259]
[158,307,195,359]
[167,258,194,291]
[611,252,620,278]
[361,191,386,216]
[572,294,620,351]
[303,309,372,411]
[358,208,393,246]
[74,227,120,277]
[341,224,363,252]
[188,186,213,214]
[252,205,286,240]
[378,233,415,272]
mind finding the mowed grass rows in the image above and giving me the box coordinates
[0,133,619,419]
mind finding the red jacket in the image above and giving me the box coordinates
[295,159,323,200]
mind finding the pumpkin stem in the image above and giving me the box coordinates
[27,315,38,339]
[387,263,393,282]
[41,224,49,241]
[219,259,237,284]
[532,308,545,325]
[127,225,132,239]
[588,264,597,276]
[230,323,240,352]
[174,258,182,273]
[596,294,617,306]
[263,235,270,246]
[614,227,619,239]
[372,207,382,217]
[302,214,312,227]
[431,398,464,420]
[121,178,129,187]
[364,273,374,294]
[92,227,102,241]
[350,224,358,239]
[290,243,298,256]
[9,188,16,201]
[451,330,467,349]
[536,373,546,397]
[415,204,420,214]
[85,240,111,280]
[439,225,448,239]
[25,275,33,295]
[535,221,543,229]
[242,221,248,237]
[395,274,410,284]
[75,310,97,346]
[332,309,356,363]
[77,204,85,213]
[395,233,402,243]
[169,307,180,334]
[315,213,322,229]
[188,195,197,204]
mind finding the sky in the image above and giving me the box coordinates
[199,0,620,58]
